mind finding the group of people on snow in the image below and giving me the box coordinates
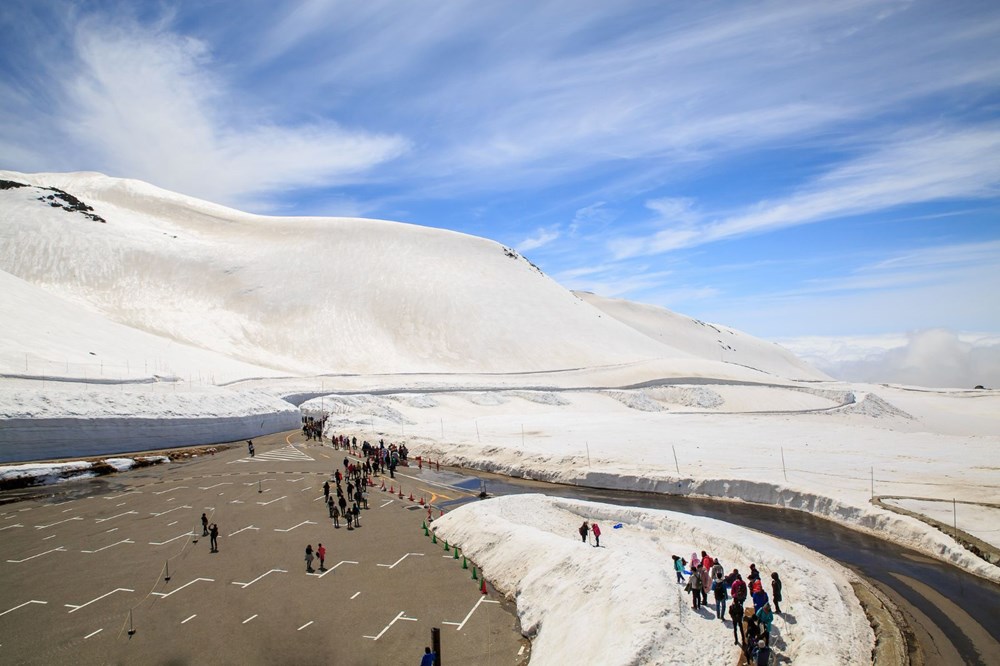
[674,551,782,665]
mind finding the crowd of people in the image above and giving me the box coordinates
[673,551,782,665]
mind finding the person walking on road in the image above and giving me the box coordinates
[579,521,590,543]
[247,440,254,457]
[305,544,315,573]
[421,646,437,666]
[323,481,330,501]
[332,505,340,528]
[317,543,326,571]
[209,523,219,552]
[592,523,602,547]
[201,513,209,536]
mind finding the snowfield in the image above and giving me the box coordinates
[2,170,999,663]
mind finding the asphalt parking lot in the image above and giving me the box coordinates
[0,431,529,665]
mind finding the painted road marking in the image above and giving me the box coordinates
[149,532,196,545]
[288,478,304,483]
[442,596,501,631]
[150,505,191,517]
[105,527,118,533]
[363,611,418,640]
[84,628,103,639]
[228,525,260,537]
[0,523,24,531]
[256,495,287,506]
[66,588,134,613]
[181,614,197,624]
[379,500,394,508]
[198,482,233,490]
[35,516,83,529]
[168,520,178,526]
[377,553,425,570]
[243,614,257,624]
[230,499,245,504]
[298,621,313,631]
[95,511,138,523]
[48,500,74,506]
[42,534,57,541]
[307,560,358,579]
[232,569,286,588]
[7,547,66,563]
[151,578,214,599]
[153,486,188,495]
[274,520,316,533]
[0,600,48,617]
[81,539,134,553]
[350,592,361,600]
[104,491,141,500]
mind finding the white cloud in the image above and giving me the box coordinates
[516,227,560,253]
[777,330,1000,389]
[609,126,1000,258]
[54,17,409,208]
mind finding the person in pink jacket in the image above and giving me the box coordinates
[591,523,602,547]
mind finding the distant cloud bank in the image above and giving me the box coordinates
[776,329,1000,389]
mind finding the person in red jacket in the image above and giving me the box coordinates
[317,543,326,571]
[591,523,602,547]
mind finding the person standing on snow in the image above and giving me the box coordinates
[672,555,685,583]
[771,572,783,614]
[579,521,590,543]
[686,567,703,609]
[591,523,602,547]
[712,574,728,620]
[699,559,711,606]
[756,602,774,647]
[730,574,748,606]
[729,599,745,646]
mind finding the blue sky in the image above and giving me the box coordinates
[2,0,999,346]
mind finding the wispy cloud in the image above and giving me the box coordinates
[516,227,561,253]
[609,126,1000,258]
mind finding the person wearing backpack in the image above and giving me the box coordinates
[712,574,728,619]
[731,574,747,606]
[771,572,783,613]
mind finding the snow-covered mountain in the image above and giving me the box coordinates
[0,170,826,383]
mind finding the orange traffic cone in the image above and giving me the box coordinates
[408,492,414,501]
[480,578,487,595]
[389,485,394,494]
[380,479,386,491]
[419,497,425,505]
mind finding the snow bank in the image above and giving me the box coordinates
[433,495,872,666]
[0,384,299,462]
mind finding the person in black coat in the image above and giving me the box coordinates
[771,572,783,613]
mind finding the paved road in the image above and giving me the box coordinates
[0,432,528,666]
[418,468,1000,666]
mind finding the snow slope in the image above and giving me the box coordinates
[1,170,724,377]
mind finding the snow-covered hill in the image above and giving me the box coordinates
[0,170,825,384]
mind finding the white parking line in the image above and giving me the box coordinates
[181,614,197,624]
[65,588,134,613]
[228,525,260,537]
[298,621,313,631]
[153,486,188,495]
[442,595,501,631]
[7,547,66,563]
[273,520,316,533]
[377,552,425,569]
[0,523,23,531]
[151,578,214,599]
[149,532,196,545]
[150,505,191,517]
[0,600,48,617]
[256,495,287,506]
[307,560,358,578]
[350,592,361,600]
[363,611,418,640]
[81,539,134,553]
[232,569,286,589]
[42,534,57,541]
[243,614,257,624]
[95,511,138,523]
[84,628,103,639]
[35,517,83,529]
[198,483,233,490]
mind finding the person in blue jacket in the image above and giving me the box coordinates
[420,646,436,666]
